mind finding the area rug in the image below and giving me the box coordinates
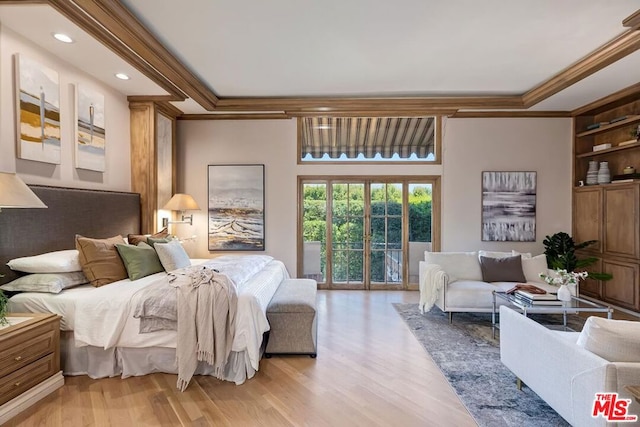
[393,304,585,427]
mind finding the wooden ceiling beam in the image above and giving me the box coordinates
[47,0,219,110]
[215,96,524,112]
[286,109,458,117]
[571,82,640,116]
[452,111,571,118]
[623,9,640,30]
[522,29,640,108]
[179,113,291,120]
[14,2,639,115]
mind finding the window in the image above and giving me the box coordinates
[298,116,441,163]
[299,176,440,290]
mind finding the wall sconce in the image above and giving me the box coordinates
[0,172,47,212]
[161,193,200,227]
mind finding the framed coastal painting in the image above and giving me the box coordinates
[15,54,61,164]
[75,85,106,171]
[481,171,536,242]
[208,164,265,251]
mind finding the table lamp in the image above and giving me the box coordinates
[0,172,47,212]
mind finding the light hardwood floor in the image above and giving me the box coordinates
[6,290,477,426]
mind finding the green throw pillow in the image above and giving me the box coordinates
[115,242,164,280]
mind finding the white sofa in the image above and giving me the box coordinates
[500,305,640,426]
[418,250,558,320]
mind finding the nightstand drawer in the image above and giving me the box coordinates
[0,352,57,406]
[0,326,56,378]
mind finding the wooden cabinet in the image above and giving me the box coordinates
[573,90,640,313]
[579,256,603,300]
[604,184,639,258]
[573,187,602,252]
[602,259,639,311]
[0,313,63,424]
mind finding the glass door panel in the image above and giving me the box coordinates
[369,183,403,289]
[331,183,365,288]
[301,183,327,283]
[408,183,433,285]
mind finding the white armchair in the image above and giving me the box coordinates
[500,306,640,426]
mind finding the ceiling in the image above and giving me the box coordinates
[0,1,639,115]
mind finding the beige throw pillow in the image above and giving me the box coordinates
[76,234,128,287]
[577,316,640,362]
[127,227,169,246]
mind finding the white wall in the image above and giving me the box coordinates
[442,117,573,254]
[178,116,572,276]
[177,119,442,274]
[0,24,131,191]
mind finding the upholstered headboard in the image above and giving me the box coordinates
[0,185,141,284]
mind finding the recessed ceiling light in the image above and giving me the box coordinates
[52,33,73,43]
[115,73,130,80]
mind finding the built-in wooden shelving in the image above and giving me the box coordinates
[576,141,640,158]
[576,114,640,137]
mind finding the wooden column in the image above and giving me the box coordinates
[129,101,178,234]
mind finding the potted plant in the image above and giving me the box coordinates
[542,232,612,281]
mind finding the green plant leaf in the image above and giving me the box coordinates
[588,272,613,281]
[543,232,611,280]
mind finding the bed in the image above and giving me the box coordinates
[1,186,287,386]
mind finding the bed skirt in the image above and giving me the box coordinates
[60,331,260,385]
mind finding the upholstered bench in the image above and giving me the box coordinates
[264,278,318,358]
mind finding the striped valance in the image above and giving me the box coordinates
[300,117,435,159]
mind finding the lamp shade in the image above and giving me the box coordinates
[162,193,200,211]
[0,172,47,209]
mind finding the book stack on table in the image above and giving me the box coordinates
[506,284,564,306]
[514,289,563,306]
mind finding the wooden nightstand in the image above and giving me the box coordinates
[0,313,64,424]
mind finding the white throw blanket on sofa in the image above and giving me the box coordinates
[419,264,447,313]
[169,265,238,391]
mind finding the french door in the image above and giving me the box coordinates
[298,176,439,290]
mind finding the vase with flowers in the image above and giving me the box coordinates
[539,269,589,302]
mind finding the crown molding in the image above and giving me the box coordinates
[214,96,523,112]
[522,29,640,107]
[179,113,291,120]
[47,0,218,109]
[623,9,640,29]
[452,111,571,118]
[17,2,639,115]
[571,81,640,116]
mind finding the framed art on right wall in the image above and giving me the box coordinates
[481,171,536,242]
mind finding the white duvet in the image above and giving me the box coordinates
[71,256,287,376]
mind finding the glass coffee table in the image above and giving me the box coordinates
[492,291,613,338]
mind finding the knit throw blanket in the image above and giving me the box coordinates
[169,265,238,391]
[419,264,448,314]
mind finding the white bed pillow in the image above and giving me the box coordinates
[7,249,82,273]
[577,316,640,362]
[154,240,190,271]
[0,272,88,293]
[521,254,548,284]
